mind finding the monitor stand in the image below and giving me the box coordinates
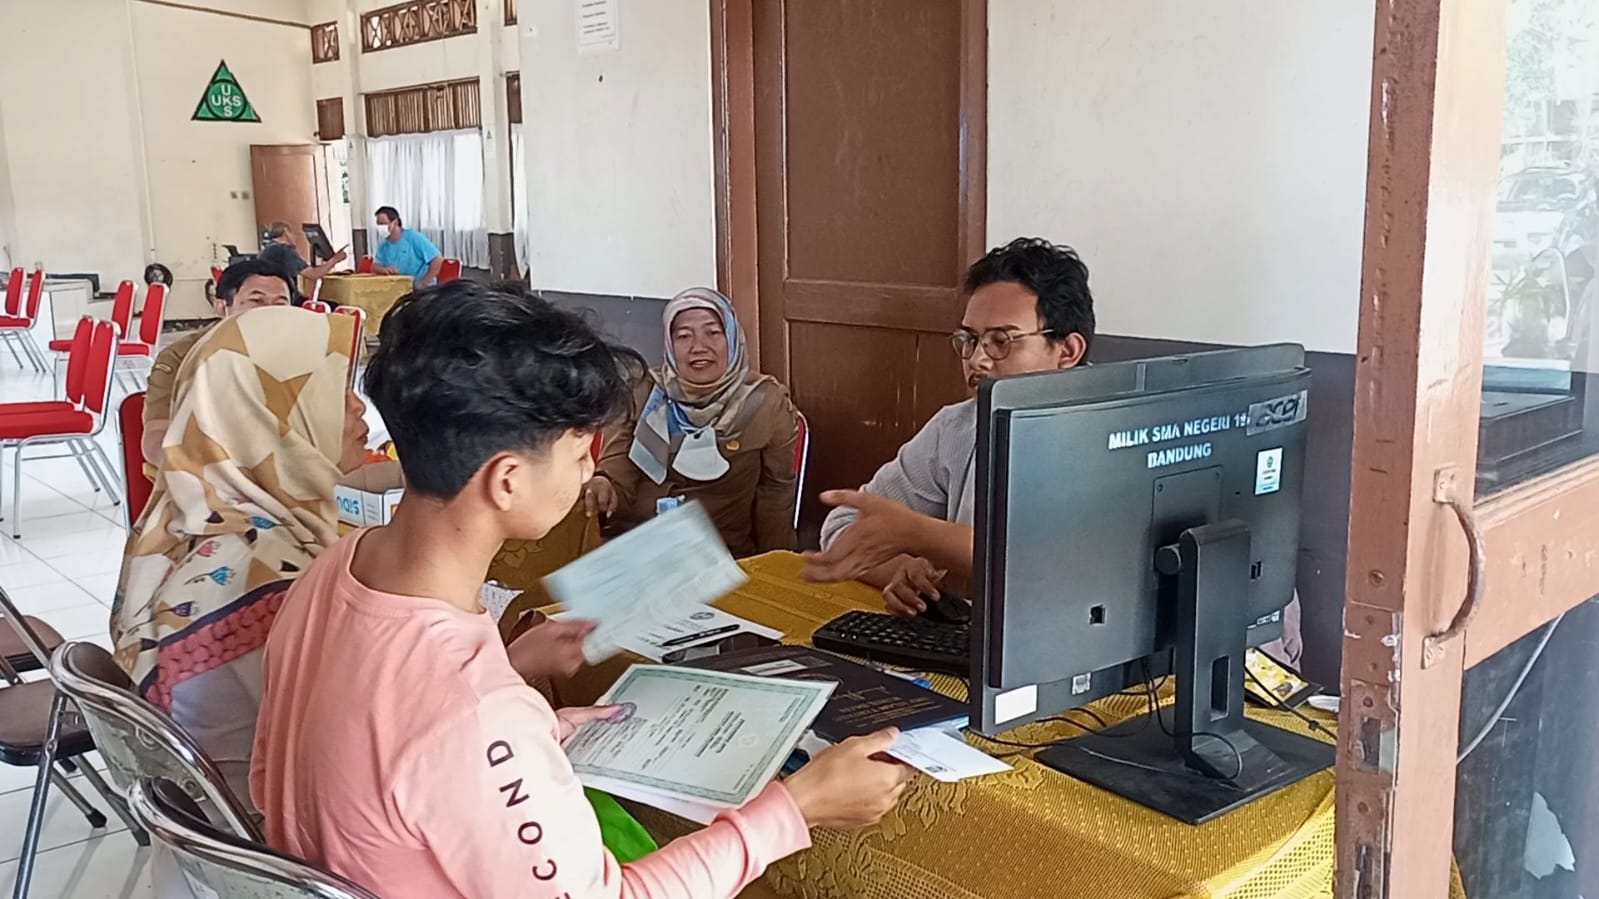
[1035,520,1334,824]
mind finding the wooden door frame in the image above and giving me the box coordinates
[708,0,988,378]
[1341,0,1599,895]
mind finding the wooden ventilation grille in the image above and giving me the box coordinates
[360,0,476,54]
[364,78,481,137]
[507,72,521,125]
[311,21,339,63]
[316,98,345,141]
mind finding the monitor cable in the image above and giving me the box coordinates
[1456,613,1563,765]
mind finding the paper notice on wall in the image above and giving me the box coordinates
[575,0,621,54]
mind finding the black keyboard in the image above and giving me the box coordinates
[811,610,970,676]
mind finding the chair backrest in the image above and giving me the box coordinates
[302,300,332,314]
[437,258,462,283]
[119,393,154,519]
[792,411,811,527]
[21,268,45,323]
[83,320,118,416]
[50,642,262,840]
[62,316,95,406]
[110,280,136,335]
[356,255,373,274]
[210,266,224,286]
[2,268,21,317]
[138,283,168,345]
[332,306,366,388]
[129,777,380,899]
[308,277,323,305]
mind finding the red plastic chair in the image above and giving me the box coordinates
[50,281,132,373]
[437,258,463,283]
[115,283,167,390]
[333,305,367,388]
[0,319,121,537]
[0,268,47,372]
[1,318,93,417]
[119,392,154,525]
[357,256,374,274]
[792,412,811,528]
[302,300,332,314]
[1,268,21,317]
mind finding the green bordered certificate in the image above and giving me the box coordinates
[565,665,834,807]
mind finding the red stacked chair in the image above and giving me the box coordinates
[357,256,374,274]
[437,258,463,283]
[50,280,133,380]
[0,268,47,372]
[0,318,122,537]
[116,283,168,390]
[119,392,154,526]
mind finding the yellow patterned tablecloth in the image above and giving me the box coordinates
[317,274,412,337]
[581,552,1339,899]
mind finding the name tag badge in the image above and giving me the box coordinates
[656,496,684,516]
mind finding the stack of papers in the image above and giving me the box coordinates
[544,502,751,663]
[884,728,1011,783]
[566,665,833,824]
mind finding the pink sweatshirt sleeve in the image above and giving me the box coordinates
[396,686,811,899]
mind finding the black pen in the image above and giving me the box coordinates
[659,624,739,648]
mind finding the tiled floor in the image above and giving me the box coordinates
[0,357,155,898]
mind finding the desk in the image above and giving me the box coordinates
[575,552,1341,899]
[316,274,411,337]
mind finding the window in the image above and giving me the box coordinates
[366,130,487,268]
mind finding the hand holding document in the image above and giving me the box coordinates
[544,502,750,663]
[565,664,834,822]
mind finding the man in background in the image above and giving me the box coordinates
[142,258,294,466]
[370,205,443,287]
[259,222,348,302]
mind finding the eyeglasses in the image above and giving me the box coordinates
[949,328,1054,361]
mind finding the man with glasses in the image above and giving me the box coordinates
[815,237,1092,615]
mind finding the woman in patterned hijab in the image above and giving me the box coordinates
[111,306,369,807]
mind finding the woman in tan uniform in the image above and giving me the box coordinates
[583,287,799,557]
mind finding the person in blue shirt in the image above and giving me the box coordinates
[371,205,444,286]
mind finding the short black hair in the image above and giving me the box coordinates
[216,258,294,305]
[965,237,1095,354]
[363,281,630,498]
[374,206,401,226]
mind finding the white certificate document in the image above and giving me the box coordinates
[544,501,750,663]
[565,665,834,808]
[617,605,783,662]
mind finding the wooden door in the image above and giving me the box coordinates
[1338,0,1599,895]
[250,144,325,260]
[745,0,985,514]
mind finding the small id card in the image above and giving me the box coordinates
[656,496,685,515]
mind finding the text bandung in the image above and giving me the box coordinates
[1147,441,1213,469]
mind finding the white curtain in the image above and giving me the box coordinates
[512,124,529,277]
[365,129,489,269]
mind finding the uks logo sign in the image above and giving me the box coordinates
[193,61,261,123]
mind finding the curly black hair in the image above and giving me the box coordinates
[363,281,630,498]
[965,237,1096,354]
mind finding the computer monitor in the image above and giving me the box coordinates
[970,344,1333,823]
[302,223,338,264]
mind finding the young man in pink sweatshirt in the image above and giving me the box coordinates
[251,281,911,899]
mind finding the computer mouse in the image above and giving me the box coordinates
[920,591,972,625]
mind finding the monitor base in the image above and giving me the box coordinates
[1035,716,1334,824]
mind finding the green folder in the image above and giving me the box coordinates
[585,788,657,862]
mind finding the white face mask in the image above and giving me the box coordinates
[671,426,730,482]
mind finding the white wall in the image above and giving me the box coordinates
[0,0,151,282]
[519,0,717,297]
[131,2,318,316]
[987,1,1374,354]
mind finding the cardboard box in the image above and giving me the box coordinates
[335,460,405,527]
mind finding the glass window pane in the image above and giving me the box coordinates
[1453,596,1599,896]
[1480,0,1599,497]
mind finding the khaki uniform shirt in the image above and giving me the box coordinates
[599,377,799,558]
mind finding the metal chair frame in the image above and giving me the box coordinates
[129,777,381,899]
